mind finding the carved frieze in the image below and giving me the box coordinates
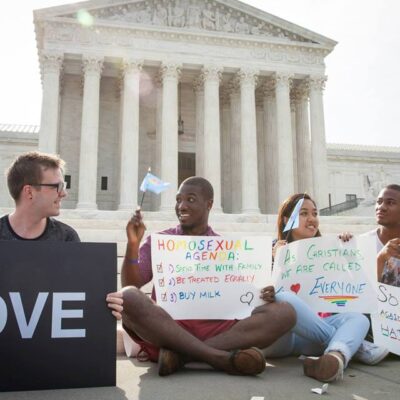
[62,0,314,43]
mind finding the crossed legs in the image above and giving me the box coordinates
[121,286,296,373]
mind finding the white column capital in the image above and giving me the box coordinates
[273,72,293,89]
[122,59,143,75]
[228,77,240,97]
[307,75,327,92]
[292,80,309,102]
[201,65,223,83]
[262,78,276,98]
[40,52,63,73]
[160,62,182,81]
[82,56,104,76]
[192,76,204,93]
[220,86,230,106]
[237,68,259,87]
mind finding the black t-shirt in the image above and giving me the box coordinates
[0,215,80,242]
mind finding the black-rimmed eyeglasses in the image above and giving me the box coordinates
[30,182,67,193]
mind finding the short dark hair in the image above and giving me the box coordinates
[384,184,400,193]
[277,193,321,242]
[180,176,214,200]
[6,151,65,201]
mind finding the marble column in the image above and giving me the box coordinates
[153,74,163,210]
[202,65,222,212]
[294,82,313,194]
[193,77,204,177]
[308,75,329,208]
[229,79,241,213]
[77,57,103,210]
[220,87,231,213]
[256,93,265,213]
[262,79,279,214]
[290,93,298,192]
[118,60,142,210]
[274,73,294,203]
[38,53,63,153]
[239,68,259,214]
[159,62,181,211]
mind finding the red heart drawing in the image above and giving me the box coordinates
[290,283,301,294]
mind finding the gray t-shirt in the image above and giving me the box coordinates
[0,215,80,242]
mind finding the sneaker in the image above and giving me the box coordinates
[354,340,389,365]
[303,352,344,383]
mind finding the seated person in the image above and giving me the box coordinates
[107,177,296,376]
[0,151,79,242]
[265,193,387,382]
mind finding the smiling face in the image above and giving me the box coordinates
[289,199,319,241]
[175,182,213,235]
[375,187,400,228]
[31,167,67,218]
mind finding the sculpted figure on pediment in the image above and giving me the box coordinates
[235,16,249,34]
[219,12,234,32]
[153,3,168,25]
[137,5,152,24]
[168,0,186,28]
[202,3,216,30]
[186,0,201,28]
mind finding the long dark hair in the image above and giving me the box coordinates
[277,193,321,243]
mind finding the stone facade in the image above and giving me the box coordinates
[2,123,399,214]
[29,0,339,212]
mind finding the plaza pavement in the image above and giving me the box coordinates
[1,354,399,400]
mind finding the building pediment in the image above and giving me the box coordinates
[34,0,336,49]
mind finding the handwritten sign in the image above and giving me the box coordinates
[272,236,377,313]
[371,283,400,355]
[151,234,272,319]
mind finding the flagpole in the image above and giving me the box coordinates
[139,191,146,209]
[138,167,152,209]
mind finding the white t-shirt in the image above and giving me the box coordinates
[360,228,384,252]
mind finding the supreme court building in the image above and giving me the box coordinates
[2,0,398,213]
[30,0,336,214]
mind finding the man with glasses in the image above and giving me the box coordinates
[0,151,79,241]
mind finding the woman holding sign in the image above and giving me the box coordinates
[263,193,387,383]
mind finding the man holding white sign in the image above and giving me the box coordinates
[362,184,400,286]
[363,184,400,355]
[107,177,296,376]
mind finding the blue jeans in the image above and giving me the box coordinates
[262,291,369,366]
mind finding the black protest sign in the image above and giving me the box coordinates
[0,241,117,392]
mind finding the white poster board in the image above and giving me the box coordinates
[371,283,400,356]
[151,234,272,319]
[272,235,377,313]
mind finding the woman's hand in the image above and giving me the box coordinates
[338,232,353,242]
[260,285,276,303]
[106,291,124,320]
[272,240,287,259]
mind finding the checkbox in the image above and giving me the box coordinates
[158,278,165,287]
[157,263,163,273]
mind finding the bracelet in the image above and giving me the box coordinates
[127,258,139,265]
